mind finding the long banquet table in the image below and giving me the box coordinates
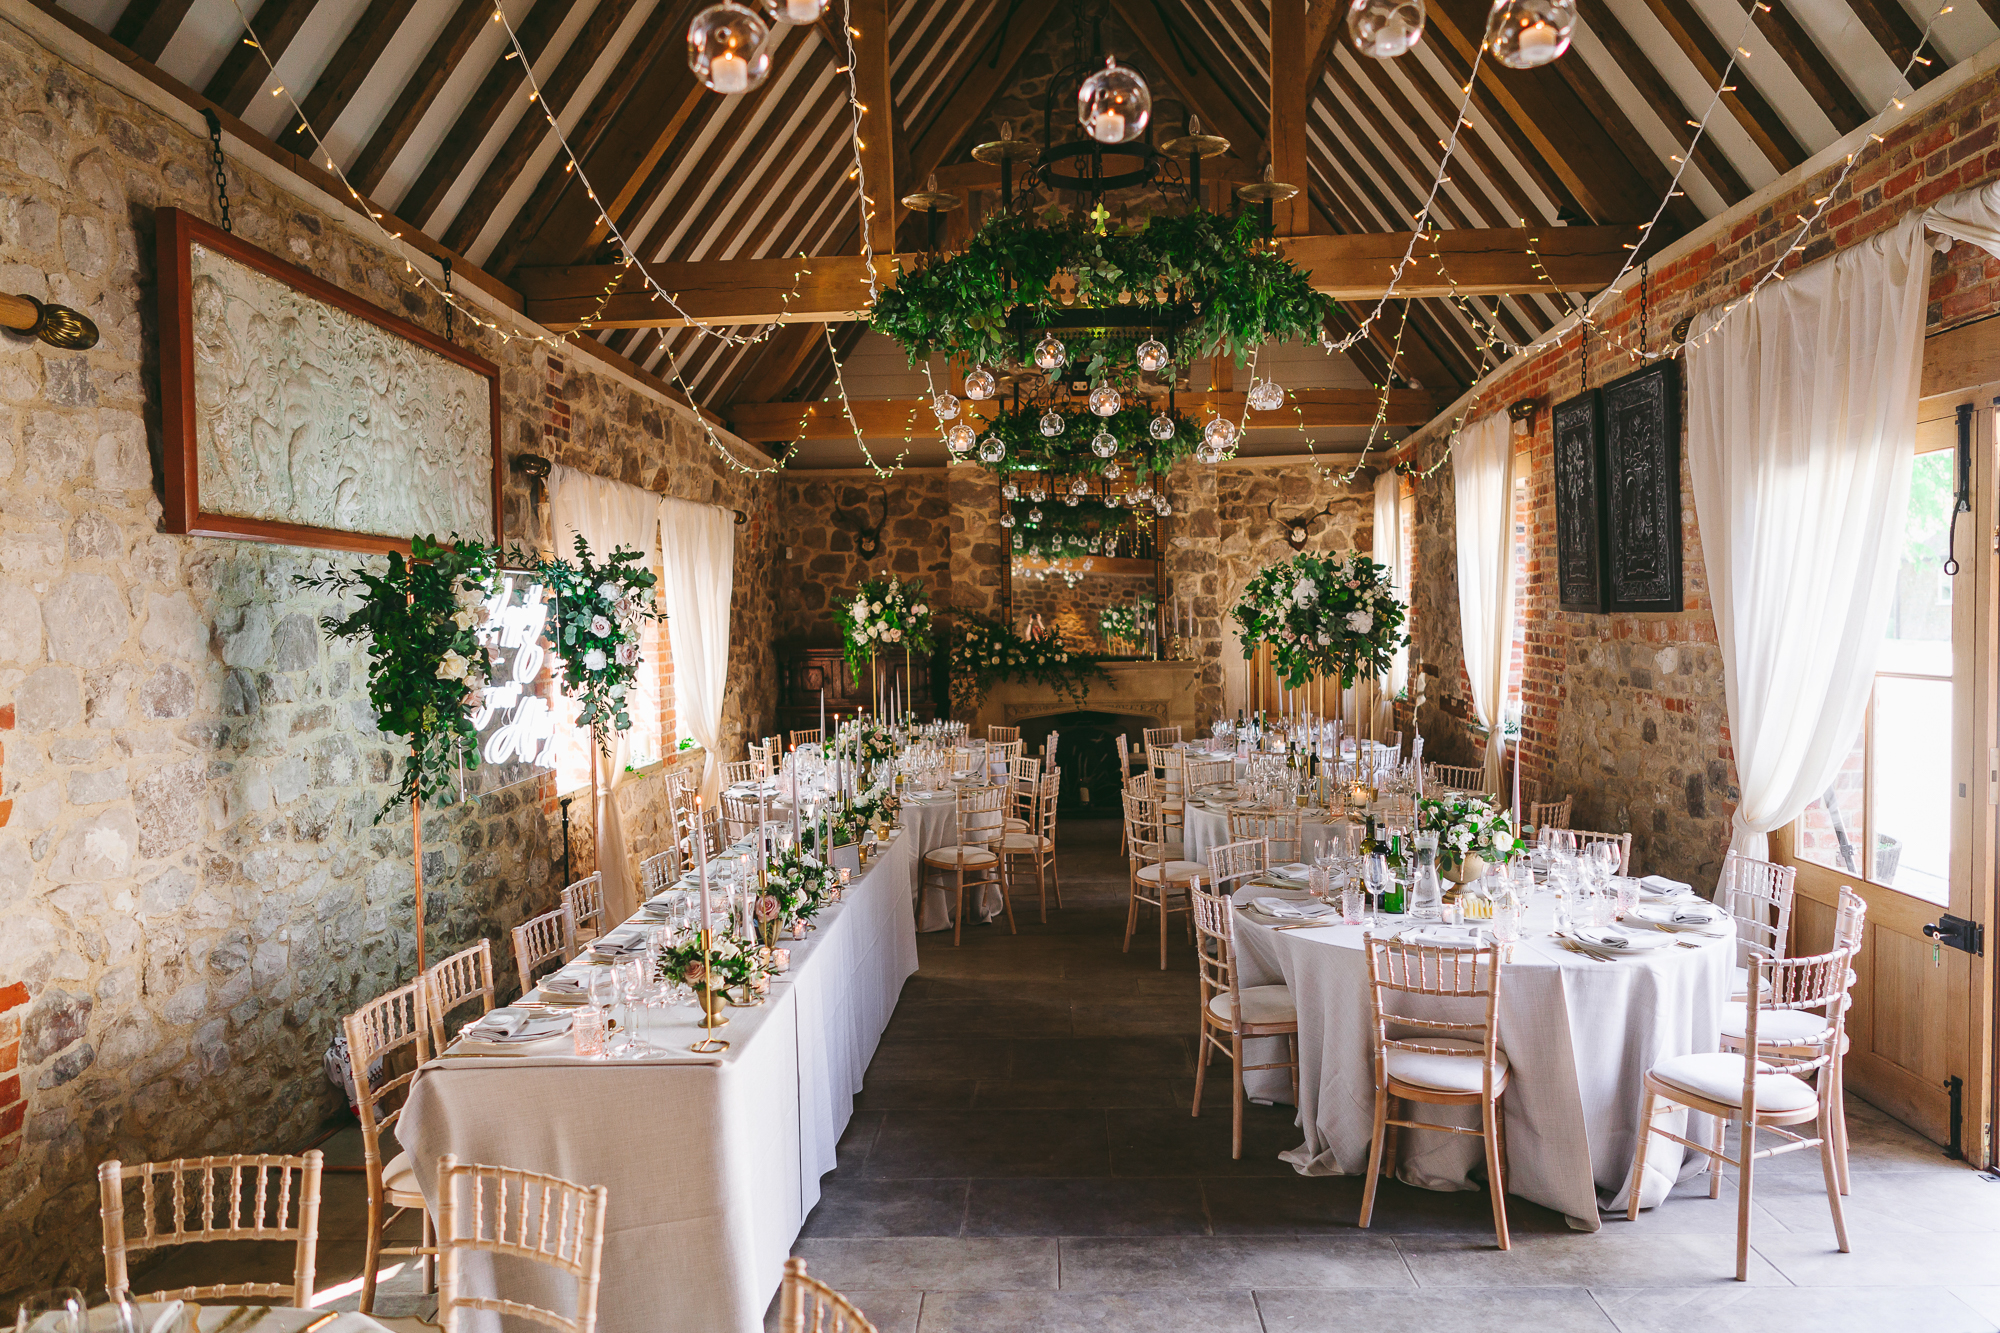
[400,829,920,1333]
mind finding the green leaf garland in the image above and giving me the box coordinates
[949,615,1111,714]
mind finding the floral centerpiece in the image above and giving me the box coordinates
[1231,551,1406,688]
[848,720,898,767]
[833,575,934,676]
[655,927,765,995]
[297,534,496,820]
[949,614,1110,713]
[1098,597,1153,648]
[532,535,661,749]
[759,844,836,942]
[1416,793,1519,882]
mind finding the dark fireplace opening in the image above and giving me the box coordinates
[1018,711,1156,818]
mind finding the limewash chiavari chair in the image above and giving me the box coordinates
[1530,795,1573,831]
[425,940,497,1051]
[721,758,759,786]
[560,872,605,944]
[780,1257,877,1333]
[682,804,726,864]
[987,725,1020,744]
[344,979,437,1310]
[1227,809,1303,865]
[1424,761,1486,795]
[435,1154,608,1333]
[1124,789,1200,968]
[1148,744,1188,837]
[1042,730,1060,772]
[1185,756,1236,793]
[1004,755,1043,832]
[1191,866,1298,1158]
[99,1151,324,1305]
[1571,828,1634,875]
[790,728,823,749]
[640,848,677,901]
[1000,770,1063,922]
[922,785,1012,946]
[1626,949,1855,1281]
[512,905,576,1000]
[1143,725,1183,749]
[1360,935,1512,1249]
[1717,851,1798,1000]
[722,794,761,843]
[748,739,776,775]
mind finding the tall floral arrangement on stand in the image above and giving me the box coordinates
[532,535,661,751]
[832,575,935,676]
[297,534,496,820]
[1097,596,1153,652]
[1231,552,1406,688]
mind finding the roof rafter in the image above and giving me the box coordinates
[348,0,494,197]
[204,0,322,117]
[276,0,422,158]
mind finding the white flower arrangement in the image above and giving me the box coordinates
[1231,551,1406,689]
[833,575,935,673]
[1417,793,1520,866]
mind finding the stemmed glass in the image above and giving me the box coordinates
[17,1290,84,1333]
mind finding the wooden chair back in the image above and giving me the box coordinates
[1739,949,1855,1083]
[789,728,823,749]
[721,794,761,842]
[721,759,758,786]
[953,784,1008,850]
[1186,757,1236,790]
[748,739,775,775]
[1150,745,1186,800]
[1719,851,1797,966]
[1530,795,1573,830]
[987,725,1020,744]
[1572,829,1634,875]
[1227,810,1302,864]
[639,848,677,900]
[1424,762,1485,794]
[345,978,430,1218]
[1191,877,1242,1010]
[1205,837,1270,895]
[1364,936,1504,1096]
[511,905,575,998]
[99,1151,324,1305]
[560,873,605,938]
[1116,732,1135,778]
[425,941,496,1051]
[1008,754,1043,785]
[1833,886,1868,953]
[990,739,1024,771]
[1042,731,1060,771]
[1035,770,1060,844]
[435,1154,608,1333]
[682,805,724,863]
[779,1257,878,1333]
[1123,789,1173,866]
[1143,725,1183,749]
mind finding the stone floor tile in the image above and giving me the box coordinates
[763,1288,923,1333]
[789,1238,1058,1292]
[1107,1105,1302,1177]
[1056,1236,1415,1290]
[963,1177,1208,1236]
[799,1178,971,1238]
[1395,1232,1789,1286]
[1749,1229,2000,1286]
[913,1289,1263,1333]
[860,1110,1112,1178]
[970,1076,1178,1110]
[1591,1286,2000,1333]
[1255,1286,1618,1332]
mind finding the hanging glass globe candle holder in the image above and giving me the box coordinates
[767,0,826,21]
[1077,56,1151,144]
[1088,384,1122,416]
[1012,532,1024,550]
[1001,479,1019,499]
[1091,431,1119,458]
[688,3,772,94]
[1149,413,1176,441]
[1064,493,1081,507]
[1135,480,1154,502]
[1154,497,1173,516]
[1040,410,1065,437]
[1485,0,1575,68]
[1202,417,1239,451]
[1102,460,1121,480]
[963,366,997,400]
[1070,475,1091,496]
[1033,335,1067,370]
[1136,338,1170,373]
[932,391,960,420]
[977,436,1007,463]
[999,511,1016,528]
[1348,0,1426,58]
[1247,378,1285,411]
[946,422,976,455]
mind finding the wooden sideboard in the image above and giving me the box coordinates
[775,639,939,735]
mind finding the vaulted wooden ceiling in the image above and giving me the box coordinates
[45,0,2000,443]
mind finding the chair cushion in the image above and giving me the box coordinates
[1650,1052,1819,1113]
[383,1150,425,1204]
[1136,860,1204,885]
[1000,833,1053,853]
[1208,984,1297,1027]
[1728,965,1776,1001]
[1004,817,1029,832]
[1386,1038,1509,1094]
[924,845,998,868]
[1719,1002,1832,1046]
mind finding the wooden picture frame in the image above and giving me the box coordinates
[1550,389,1606,613]
[1599,360,1684,612]
[156,206,502,555]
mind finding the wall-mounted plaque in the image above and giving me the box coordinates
[156,206,502,555]
[1599,361,1683,612]
[1550,389,1606,613]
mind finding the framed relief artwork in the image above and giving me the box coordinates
[1550,389,1606,613]
[156,206,502,555]
[1598,360,1684,612]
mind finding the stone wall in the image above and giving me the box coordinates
[1401,70,2000,887]
[773,470,951,642]
[0,10,775,1295]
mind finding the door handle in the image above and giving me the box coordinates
[1923,914,1985,957]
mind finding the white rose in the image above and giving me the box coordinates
[584,648,607,672]
[1492,831,1514,852]
[435,650,467,681]
[851,597,870,619]
[913,605,928,617]
[1292,579,1318,607]
[452,607,481,630]
[590,615,612,637]
[886,627,902,642]
[1346,611,1373,634]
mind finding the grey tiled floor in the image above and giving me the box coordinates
[785,818,2000,1333]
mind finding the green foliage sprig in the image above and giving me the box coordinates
[531,535,661,749]
[297,535,496,821]
[1231,552,1407,689]
[949,615,1111,714]
[979,405,1194,484]
[832,575,934,676]
[1012,499,1150,560]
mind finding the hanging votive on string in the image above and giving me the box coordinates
[1154,497,1172,516]
[1034,335,1067,370]
[1040,409,1065,437]
[1347,0,1426,58]
[1070,475,1091,496]
[1028,506,1043,524]
[688,3,772,93]
[963,366,997,400]
[932,391,960,420]
[1088,384,1122,416]
[1136,338,1170,372]
[1064,493,1081,507]
[767,0,825,20]
[1012,531,1024,550]
[1484,0,1574,67]
[1077,56,1151,144]
[978,436,1007,463]
[1001,479,1020,500]
[1102,460,1121,480]
[946,422,976,455]
[1149,412,1176,441]
[1000,511,1016,528]
[1247,378,1285,411]
[1091,431,1119,458]
[1202,417,1238,451]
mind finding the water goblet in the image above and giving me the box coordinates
[17,1290,84,1333]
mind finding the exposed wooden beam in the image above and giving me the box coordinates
[1417,29,1586,221]
[1106,0,1264,162]
[397,0,581,229]
[204,0,322,117]
[349,0,490,197]
[1749,0,1870,134]
[1629,0,1810,170]
[276,0,422,158]
[110,0,197,63]
[440,0,645,255]
[1575,0,1749,205]
[1269,0,1317,235]
[727,388,1444,440]
[1538,15,1707,233]
[719,321,827,405]
[852,0,895,253]
[1841,0,1945,87]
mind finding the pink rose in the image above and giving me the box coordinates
[684,959,707,985]
[756,894,782,921]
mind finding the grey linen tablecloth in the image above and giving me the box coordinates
[400,831,920,1333]
[1227,888,1732,1230]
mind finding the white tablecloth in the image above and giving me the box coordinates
[1182,801,1358,868]
[1227,888,1732,1230]
[400,831,920,1333]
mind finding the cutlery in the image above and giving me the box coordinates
[297,1314,339,1333]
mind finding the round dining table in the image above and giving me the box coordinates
[1226,885,1734,1230]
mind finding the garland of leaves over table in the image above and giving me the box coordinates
[949,614,1110,714]
[871,209,1340,386]
[1011,499,1150,560]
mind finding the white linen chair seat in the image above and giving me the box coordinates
[1728,965,1778,1001]
[1207,984,1297,1027]
[1000,831,1054,854]
[1718,1003,1832,1046]
[382,1150,425,1206]
[924,845,998,869]
[1650,1052,1818,1113]
[1136,859,1203,885]
[1004,817,1029,833]
[1386,1038,1511,1094]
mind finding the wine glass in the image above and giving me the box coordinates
[1541,827,1576,858]
[586,967,619,1054]
[17,1291,83,1333]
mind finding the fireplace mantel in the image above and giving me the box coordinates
[972,660,1206,739]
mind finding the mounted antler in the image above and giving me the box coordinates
[1266,499,1338,550]
[832,485,891,560]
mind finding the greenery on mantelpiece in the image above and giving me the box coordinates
[949,614,1111,714]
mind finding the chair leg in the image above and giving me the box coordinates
[1709,1112,1726,1200]
[997,863,1017,935]
[1230,1029,1246,1160]
[1832,1057,1852,1196]
[952,875,965,947]
[1124,879,1140,954]
[1050,850,1063,909]
[1288,1033,1300,1105]
[360,1193,384,1314]
[1819,1101,1851,1254]
[1483,1095,1511,1250]
[1359,1087,1389,1228]
[1626,1090,1658,1222]
[1735,1115,1754,1283]
[421,1206,436,1293]
[1159,886,1170,970]
[1036,852,1047,924]
[1192,1026,1211,1118]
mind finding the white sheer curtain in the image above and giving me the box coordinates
[1452,413,1516,794]
[548,464,663,921]
[659,496,735,807]
[1686,216,1930,861]
[1372,470,1407,709]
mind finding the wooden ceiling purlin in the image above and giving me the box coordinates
[275,0,423,158]
[204,0,321,116]
[1630,0,1809,171]
[348,0,491,197]
[1537,26,1709,235]
[109,0,197,63]
[1840,0,1945,89]
[1268,0,1323,236]
[1572,0,1750,206]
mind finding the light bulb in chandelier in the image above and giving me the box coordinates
[1088,384,1122,416]
[1102,460,1121,480]
[1091,431,1119,458]
[1033,335,1067,370]
[963,366,997,400]
[688,3,772,94]
[946,422,977,455]
[1000,511,1016,528]
[1136,338,1170,373]
[977,436,1007,463]
[1484,0,1574,67]
[1077,56,1151,145]
[1247,378,1285,411]
[1039,410,1065,437]
[1347,0,1426,58]
[1149,413,1176,441]
[932,391,960,420]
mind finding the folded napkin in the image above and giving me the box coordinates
[590,928,649,961]
[463,1009,573,1044]
[1251,896,1335,920]
[1638,874,1694,897]
[1572,926,1633,951]
[134,1303,185,1333]
[1670,904,1719,925]
[1401,924,1485,946]
[1270,863,1314,882]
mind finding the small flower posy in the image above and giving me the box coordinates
[1417,793,1520,866]
[1231,551,1406,689]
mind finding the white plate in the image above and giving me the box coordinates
[1569,926,1673,952]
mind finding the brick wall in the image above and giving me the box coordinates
[1404,69,2000,885]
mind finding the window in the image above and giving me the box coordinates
[1793,447,1956,903]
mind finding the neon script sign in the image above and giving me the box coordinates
[470,575,560,768]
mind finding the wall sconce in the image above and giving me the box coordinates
[1507,398,1538,437]
[1,293,98,349]
[512,452,552,514]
